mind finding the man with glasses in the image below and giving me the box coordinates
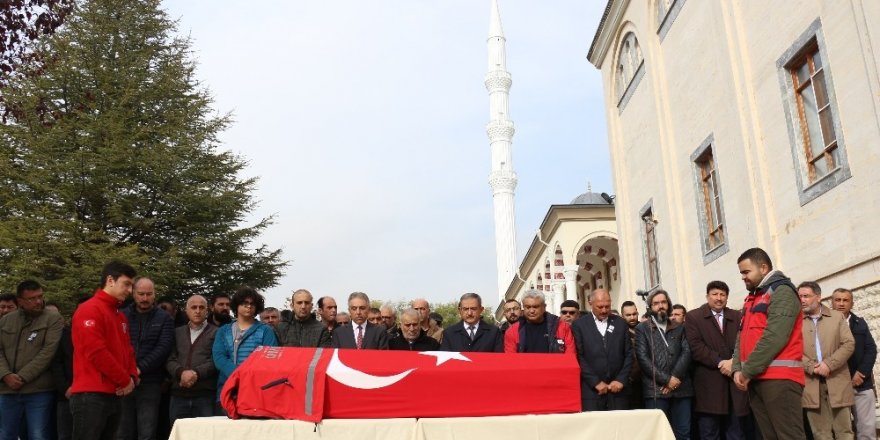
[389,309,439,351]
[275,289,330,348]
[411,299,443,342]
[0,280,64,440]
[572,289,631,411]
[559,300,581,325]
[380,305,401,340]
[440,293,502,352]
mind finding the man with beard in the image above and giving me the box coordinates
[685,281,750,440]
[572,289,632,411]
[389,309,439,351]
[276,289,330,348]
[0,280,63,440]
[732,248,805,440]
[621,300,643,409]
[636,290,693,439]
[499,299,521,334]
[207,294,231,327]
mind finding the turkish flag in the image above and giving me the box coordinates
[222,347,581,422]
[324,349,580,419]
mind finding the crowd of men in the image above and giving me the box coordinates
[0,247,876,440]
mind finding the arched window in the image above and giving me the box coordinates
[657,0,675,26]
[616,31,644,106]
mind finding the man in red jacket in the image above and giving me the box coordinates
[70,261,139,440]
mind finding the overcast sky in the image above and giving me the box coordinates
[160,0,612,310]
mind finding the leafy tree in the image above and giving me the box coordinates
[0,0,286,312]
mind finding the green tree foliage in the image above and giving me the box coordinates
[0,0,287,312]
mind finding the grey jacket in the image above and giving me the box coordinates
[0,309,64,394]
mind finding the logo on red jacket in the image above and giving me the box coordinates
[83,319,95,327]
[122,322,128,333]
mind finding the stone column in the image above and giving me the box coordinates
[563,266,579,304]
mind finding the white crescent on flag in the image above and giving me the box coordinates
[326,349,416,390]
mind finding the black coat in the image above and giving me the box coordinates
[123,305,175,383]
[684,304,749,416]
[389,331,440,351]
[635,317,693,400]
[572,313,632,399]
[51,326,73,399]
[440,320,503,352]
[848,312,877,392]
[331,322,388,349]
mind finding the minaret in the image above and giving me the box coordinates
[485,0,517,305]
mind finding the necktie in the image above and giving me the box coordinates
[356,325,364,349]
[468,325,476,340]
[715,313,724,333]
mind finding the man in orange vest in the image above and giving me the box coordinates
[732,248,805,440]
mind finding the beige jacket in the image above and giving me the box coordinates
[801,305,854,409]
[0,308,64,394]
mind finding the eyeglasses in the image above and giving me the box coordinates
[560,310,578,315]
[401,323,420,327]
[381,316,394,320]
[21,295,44,303]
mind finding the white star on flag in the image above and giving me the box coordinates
[419,351,471,366]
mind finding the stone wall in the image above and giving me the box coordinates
[852,282,880,392]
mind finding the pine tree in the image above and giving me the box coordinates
[0,0,287,311]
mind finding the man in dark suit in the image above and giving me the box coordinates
[439,293,502,352]
[685,281,750,440]
[572,289,632,411]
[331,292,388,349]
[831,287,877,440]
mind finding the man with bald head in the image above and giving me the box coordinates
[166,295,219,422]
[118,277,175,440]
[276,289,330,348]
[411,298,443,342]
[572,289,632,411]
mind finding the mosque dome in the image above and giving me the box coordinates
[570,191,612,205]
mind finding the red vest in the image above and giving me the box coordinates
[739,284,805,385]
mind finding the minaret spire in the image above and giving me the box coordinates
[485,0,517,306]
